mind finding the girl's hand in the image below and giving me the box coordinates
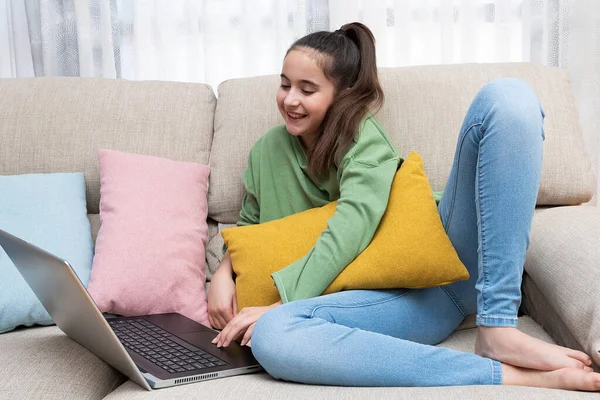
[207,267,238,330]
[212,301,282,347]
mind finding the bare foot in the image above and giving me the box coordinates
[476,326,592,371]
[502,363,600,391]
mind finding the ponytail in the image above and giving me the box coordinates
[288,22,384,177]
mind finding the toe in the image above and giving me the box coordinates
[559,368,600,391]
[562,356,586,370]
[565,349,592,366]
[583,372,600,391]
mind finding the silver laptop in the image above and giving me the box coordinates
[0,228,262,390]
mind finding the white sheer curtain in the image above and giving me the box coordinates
[115,0,328,88]
[1,0,328,89]
[1,0,598,202]
[330,0,529,66]
[0,0,33,77]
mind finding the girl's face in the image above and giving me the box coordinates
[277,49,336,151]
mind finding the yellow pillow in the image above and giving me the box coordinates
[222,151,469,310]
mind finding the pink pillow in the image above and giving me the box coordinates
[88,149,210,327]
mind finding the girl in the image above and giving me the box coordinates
[208,22,600,391]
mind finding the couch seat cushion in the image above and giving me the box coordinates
[0,326,125,399]
[104,377,597,399]
[104,317,595,399]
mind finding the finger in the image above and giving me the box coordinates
[212,315,224,330]
[223,329,245,348]
[208,315,218,330]
[219,317,247,348]
[211,311,227,330]
[211,332,221,344]
[219,323,240,348]
[232,294,238,316]
[209,312,223,330]
[241,322,255,346]
[222,308,234,324]
[215,310,231,331]
[233,330,245,343]
[225,318,253,347]
[215,319,234,347]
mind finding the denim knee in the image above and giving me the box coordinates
[250,307,287,377]
[479,78,537,104]
[476,78,545,140]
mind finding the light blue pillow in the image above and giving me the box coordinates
[0,172,93,333]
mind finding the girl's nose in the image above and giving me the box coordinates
[284,91,300,107]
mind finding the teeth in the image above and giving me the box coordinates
[288,112,305,118]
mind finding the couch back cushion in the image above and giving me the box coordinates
[208,62,596,224]
[0,77,215,214]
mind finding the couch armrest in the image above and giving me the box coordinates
[524,205,600,365]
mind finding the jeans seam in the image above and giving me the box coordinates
[308,290,413,318]
[442,122,483,318]
[476,125,489,318]
[444,123,480,232]
[440,286,468,318]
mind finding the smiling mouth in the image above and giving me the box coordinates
[287,111,307,120]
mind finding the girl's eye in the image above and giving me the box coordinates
[302,90,315,95]
[280,84,290,89]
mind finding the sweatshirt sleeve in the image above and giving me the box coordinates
[271,154,400,303]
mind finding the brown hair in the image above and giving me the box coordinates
[287,22,384,176]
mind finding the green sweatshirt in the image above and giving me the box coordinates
[238,115,441,303]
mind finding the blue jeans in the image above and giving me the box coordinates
[250,78,545,387]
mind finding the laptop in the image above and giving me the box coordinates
[0,228,262,390]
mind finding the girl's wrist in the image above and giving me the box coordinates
[216,251,234,275]
[214,265,233,279]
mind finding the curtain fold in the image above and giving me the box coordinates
[0,0,33,77]
[1,0,598,202]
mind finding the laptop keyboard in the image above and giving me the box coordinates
[108,318,227,374]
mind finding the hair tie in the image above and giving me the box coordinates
[334,29,346,36]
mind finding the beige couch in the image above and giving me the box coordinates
[0,63,599,399]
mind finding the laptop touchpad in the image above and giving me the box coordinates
[178,331,249,361]
[178,330,218,347]
[144,313,212,334]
